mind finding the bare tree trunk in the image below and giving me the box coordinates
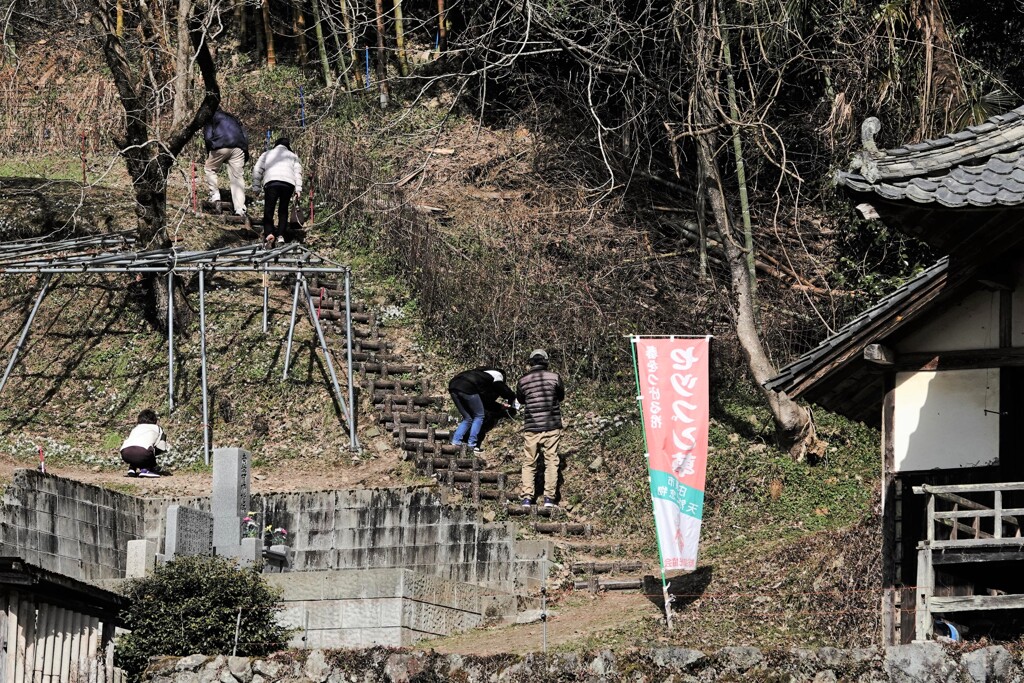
[309,0,333,85]
[233,0,247,54]
[692,114,819,460]
[171,0,192,125]
[392,0,407,76]
[374,0,389,106]
[294,2,308,66]
[437,0,446,52]
[262,0,276,68]
[339,0,358,86]
[323,0,352,88]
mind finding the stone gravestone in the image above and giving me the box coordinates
[165,505,214,557]
[211,447,261,566]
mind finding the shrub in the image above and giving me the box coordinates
[115,555,289,681]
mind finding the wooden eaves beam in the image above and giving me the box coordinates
[864,345,1024,372]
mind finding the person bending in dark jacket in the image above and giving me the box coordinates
[516,349,565,507]
[203,108,249,216]
[448,367,517,453]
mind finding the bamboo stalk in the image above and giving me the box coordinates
[262,0,276,68]
[393,0,408,76]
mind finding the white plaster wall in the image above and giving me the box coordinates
[897,289,999,353]
[894,369,1000,472]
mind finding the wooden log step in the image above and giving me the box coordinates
[570,561,645,575]
[533,522,590,536]
[505,504,558,518]
[356,360,415,376]
[451,485,505,501]
[394,427,453,440]
[361,363,418,376]
[372,391,438,404]
[445,471,502,484]
[316,309,374,324]
[399,442,466,455]
[572,579,642,592]
[377,411,448,426]
[367,379,420,391]
[224,214,248,225]
[345,350,404,364]
[351,340,393,352]
[416,457,486,471]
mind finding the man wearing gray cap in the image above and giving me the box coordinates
[516,349,565,507]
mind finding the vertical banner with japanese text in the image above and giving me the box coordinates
[632,336,710,571]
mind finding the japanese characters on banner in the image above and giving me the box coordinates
[632,336,710,571]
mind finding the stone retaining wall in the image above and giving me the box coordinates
[143,642,1019,682]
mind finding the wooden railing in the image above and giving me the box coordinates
[913,482,1024,548]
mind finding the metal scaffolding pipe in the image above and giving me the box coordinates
[0,274,52,395]
[344,268,358,452]
[282,276,302,380]
[262,269,269,334]
[199,268,211,466]
[302,277,355,443]
[167,272,175,412]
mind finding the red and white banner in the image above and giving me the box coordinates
[632,336,710,571]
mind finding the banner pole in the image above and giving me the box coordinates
[630,336,674,630]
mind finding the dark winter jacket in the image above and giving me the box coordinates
[204,111,249,154]
[448,367,517,404]
[516,365,564,432]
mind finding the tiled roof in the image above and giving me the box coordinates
[836,106,1024,207]
[765,257,950,394]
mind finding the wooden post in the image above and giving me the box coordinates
[880,374,899,645]
[3,592,16,683]
[915,547,934,641]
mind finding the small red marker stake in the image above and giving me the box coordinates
[80,132,87,186]
[309,185,314,225]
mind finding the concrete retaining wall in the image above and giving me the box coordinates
[266,568,522,648]
[0,473,549,595]
[0,470,145,581]
[141,488,551,594]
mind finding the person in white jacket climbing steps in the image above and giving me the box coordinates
[252,138,303,245]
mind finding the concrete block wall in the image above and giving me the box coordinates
[266,568,516,647]
[0,470,146,582]
[137,488,550,594]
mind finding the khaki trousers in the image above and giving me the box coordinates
[521,429,561,500]
[205,147,246,213]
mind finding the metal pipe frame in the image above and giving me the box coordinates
[282,276,302,380]
[344,268,358,452]
[199,268,211,466]
[301,276,355,441]
[262,269,269,334]
[167,272,175,412]
[0,274,53,395]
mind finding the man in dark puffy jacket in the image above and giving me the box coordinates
[203,108,249,216]
[448,367,517,453]
[516,349,565,507]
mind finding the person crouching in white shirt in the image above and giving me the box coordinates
[120,409,169,478]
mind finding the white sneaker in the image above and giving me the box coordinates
[209,191,221,202]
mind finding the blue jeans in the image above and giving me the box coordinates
[450,390,485,447]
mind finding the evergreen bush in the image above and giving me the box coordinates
[115,555,289,681]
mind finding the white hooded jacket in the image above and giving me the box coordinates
[252,145,303,195]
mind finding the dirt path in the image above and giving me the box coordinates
[0,451,419,497]
[422,593,657,655]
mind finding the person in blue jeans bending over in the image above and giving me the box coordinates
[447,367,517,453]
